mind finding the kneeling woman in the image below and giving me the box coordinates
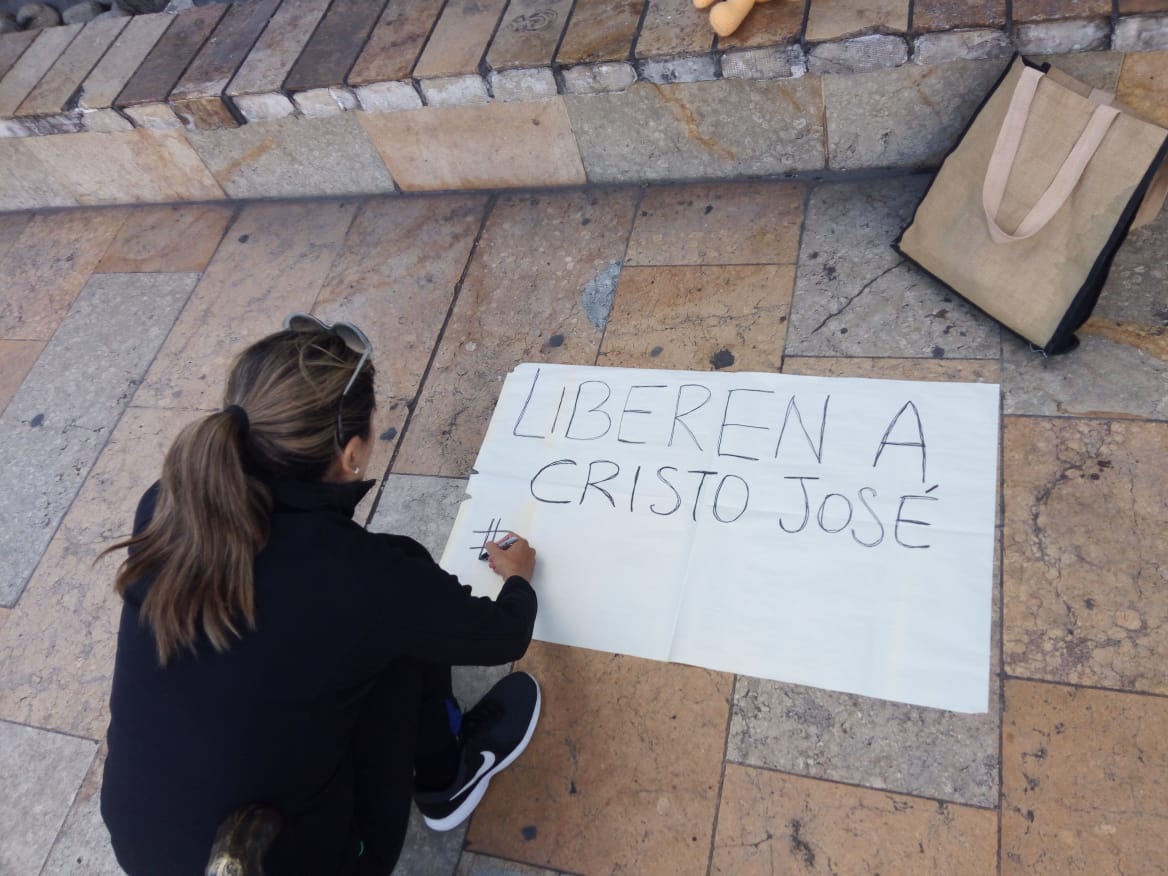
[101,315,539,875]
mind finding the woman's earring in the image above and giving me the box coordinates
[353,467,360,475]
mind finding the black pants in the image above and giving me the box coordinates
[351,658,459,875]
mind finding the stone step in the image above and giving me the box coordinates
[0,0,1165,209]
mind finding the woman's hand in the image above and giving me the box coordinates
[484,533,536,583]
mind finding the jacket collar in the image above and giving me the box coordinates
[269,478,375,518]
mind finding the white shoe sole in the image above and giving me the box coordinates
[422,676,541,832]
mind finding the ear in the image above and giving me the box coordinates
[341,435,365,473]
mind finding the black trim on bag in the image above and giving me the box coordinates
[891,55,1167,356]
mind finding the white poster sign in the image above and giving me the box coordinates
[440,364,999,713]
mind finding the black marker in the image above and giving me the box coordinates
[480,534,520,561]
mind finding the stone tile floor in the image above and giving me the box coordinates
[0,175,1166,874]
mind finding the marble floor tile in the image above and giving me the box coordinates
[0,339,43,415]
[225,0,331,100]
[0,24,83,118]
[782,356,1001,383]
[0,138,79,212]
[348,0,445,86]
[394,189,638,477]
[40,747,124,876]
[625,181,805,266]
[134,200,358,411]
[16,16,128,118]
[635,0,714,58]
[0,207,126,340]
[555,0,644,65]
[413,0,509,79]
[76,12,172,114]
[312,195,487,516]
[282,0,389,92]
[1002,417,1168,694]
[1116,50,1168,129]
[912,0,1008,31]
[806,0,910,40]
[466,642,732,874]
[0,272,198,608]
[95,203,234,274]
[0,210,31,260]
[0,405,199,739]
[598,264,794,371]
[0,720,97,875]
[0,30,39,81]
[114,4,228,114]
[786,177,1001,358]
[488,0,574,71]
[457,854,564,875]
[1001,680,1168,874]
[712,764,998,874]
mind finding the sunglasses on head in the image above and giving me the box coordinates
[283,313,373,448]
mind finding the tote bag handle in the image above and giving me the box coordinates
[983,66,1122,244]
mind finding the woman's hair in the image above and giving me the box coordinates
[104,329,376,666]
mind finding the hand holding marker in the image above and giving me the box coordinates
[481,532,537,583]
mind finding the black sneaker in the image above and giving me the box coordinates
[414,671,541,831]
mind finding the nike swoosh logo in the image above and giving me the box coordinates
[453,751,496,798]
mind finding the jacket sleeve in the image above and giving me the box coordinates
[365,533,537,668]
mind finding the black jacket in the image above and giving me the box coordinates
[101,478,536,876]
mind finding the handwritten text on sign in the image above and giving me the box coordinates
[441,364,1000,713]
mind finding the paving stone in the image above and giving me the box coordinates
[720,44,807,79]
[282,0,388,94]
[1114,13,1168,51]
[1002,418,1168,693]
[168,0,282,130]
[311,195,487,505]
[0,209,31,259]
[1031,49,1124,90]
[76,11,170,122]
[566,78,826,183]
[823,56,1009,170]
[626,181,805,266]
[394,189,636,477]
[134,201,357,411]
[489,67,558,101]
[636,0,713,58]
[95,203,233,273]
[913,28,1013,64]
[359,98,585,192]
[560,61,637,94]
[0,272,197,607]
[0,207,124,340]
[782,356,1001,384]
[114,4,226,117]
[1001,681,1168,874]
[806,0,910,41]
[0,404,197,738]
[0,339,43,415]
[466,642,732,874]
[413,0,509,79]
[1014,18,1110,53]
[354,80,423,112]
[120,100,182,128]
[291,85,359,117]
[184,113,394,199]
[0,23,82,117]
[1001,208,1168,419]
[787,177,1002,358]
[598,264,794,371]
[1116,50,1168,127]
[39,749,124,876]
[0,137,78,210]
[458,855,564,876]
[1119,0,1168,11]
[0,30,39,80]
[224,0,329,116]
[715,0,805,50]
[807,33,909,74]
[1013,0,1110,22]
[640,54,719,83]
[555,0,643,65]
[419,74,490,107]
[26,128,224,204]
[712,765,998,874]
[0,721,96,875]
[911,0,1007,31]
[487,0,574,71]
[16,16,127,119]
[347,0,444,86]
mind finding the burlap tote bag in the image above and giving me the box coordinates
[896,56,1168,354]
